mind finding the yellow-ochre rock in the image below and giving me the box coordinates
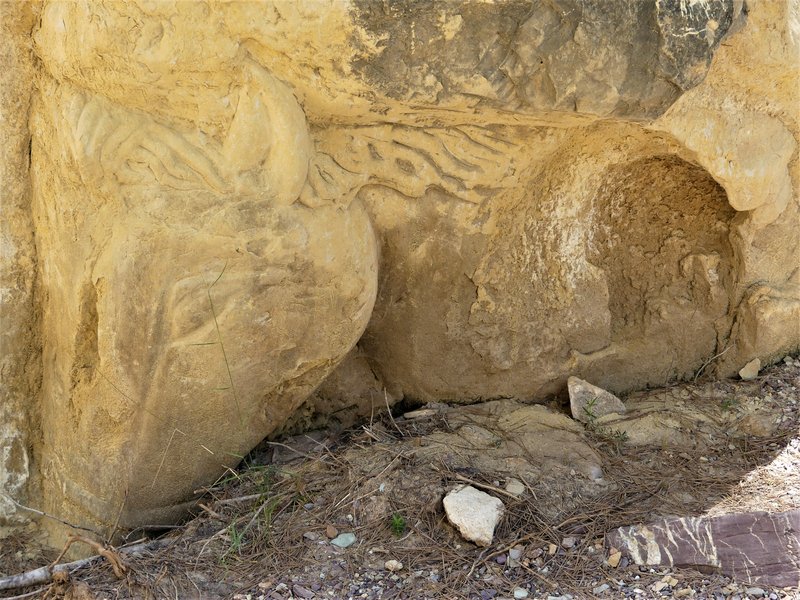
[0,0,797,547]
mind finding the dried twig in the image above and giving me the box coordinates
[1,495,102,538]
[0,539,169,591]
[263,440,332,464]
[694,345,731,381]
[443,471,520,500]
[198,503,225,520]
[384,390,404,437]
[106,489,128,545]
[213,493,262,506]
[50,535,126,579]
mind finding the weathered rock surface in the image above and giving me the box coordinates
[350,0,744,121]
[416,400,604,481]
[0,0,798,549]
[592,382,781,448]
[0,0,41,522]
[608,509,800,588]
[443,485,505,547]
[30,68,378,539]
[568,377,626,423]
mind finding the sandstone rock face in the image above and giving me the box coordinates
[0,1,41,522]
[0,0,798,544]
[26,1,379,538]
[351,0,742,120]
[328,0,799,402]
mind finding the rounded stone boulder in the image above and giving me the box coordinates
[29,31,379,540]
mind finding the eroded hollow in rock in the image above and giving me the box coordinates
[587,154,736,382]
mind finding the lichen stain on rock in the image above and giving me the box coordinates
[349,0,744,120]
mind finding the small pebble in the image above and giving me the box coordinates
[330,533,356,548]
[495,554,507,565]
[561,536,576,549]
[607,551,622,568]
[481,590,497,600]
[513,587,529,599]
[384,559,403,572]
[325,524,338,539]
[745,588,765,598]
[593,584,610,594]
[653,581,668,592]
[292,584,315,599]
[505,478,526,497]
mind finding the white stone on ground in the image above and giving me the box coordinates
[443,485,505,547]
[384,559,403,572]
[739,358,761,380]
[567,376,626,423]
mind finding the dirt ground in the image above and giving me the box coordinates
[2,357,799,600]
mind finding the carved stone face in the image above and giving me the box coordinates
[6,0,797,546]
[32,1,379,540]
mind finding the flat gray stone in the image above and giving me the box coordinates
[568,377,627,423]
[330,532,357,548]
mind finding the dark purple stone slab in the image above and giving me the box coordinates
[607,509,800,588]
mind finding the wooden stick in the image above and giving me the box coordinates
[384,390,404,437]
[0,539,169,591]
[444,471,520,500]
